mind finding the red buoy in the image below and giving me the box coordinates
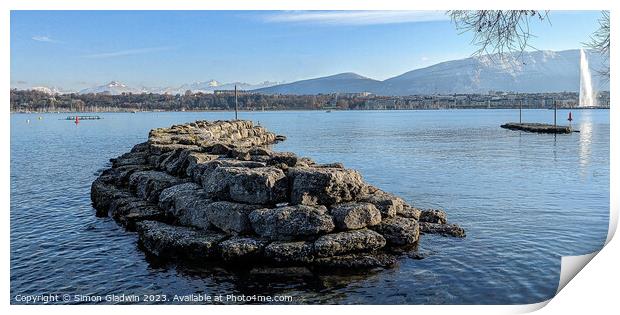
[75,115,79,124]
[568,112,573,122]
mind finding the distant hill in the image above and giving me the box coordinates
[253,72,381,95]
[254,49,610,96]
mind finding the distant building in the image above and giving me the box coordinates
[341,92,374,97]
[213,89,250,95]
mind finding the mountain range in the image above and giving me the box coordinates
[21,49,609,96]
[77,80,282,95]
[254,49,609,95]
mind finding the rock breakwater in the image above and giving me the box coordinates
[91,120,464,271]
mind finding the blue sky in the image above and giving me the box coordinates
[10,10,603,91]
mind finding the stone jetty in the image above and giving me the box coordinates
[500,122,572,134]
[91,120,464,271]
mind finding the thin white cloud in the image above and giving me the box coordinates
[32,35,61,43]
[83,46,173,58]
[262,10,449,26]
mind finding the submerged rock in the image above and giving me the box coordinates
[313,253,398,269]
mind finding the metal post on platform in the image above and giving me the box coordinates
[553,98,557,127]
[518,94,522,124]
[234,84,238,120]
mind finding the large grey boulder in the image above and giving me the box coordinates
[330,202,381,230]
[128,170,185,203]
[174,199,213,230]
[372,217,420,245]
[419,209,448,224]
[157,182,213,229]
[157,148,186,175]
[419,222,466,237]
[149,143,201,156]
[107,164,153,186]
[358,189,405,218]
[91,175,133,215]
[130,142,149,153]
[184,152,219,182]
[204,201,262,234]
[313,229,386,257]
[219,236,268,261]
[202,166,288,204]
[109,196,164,230]
[266,152,298,167]
[111,151,148,167]
[398,205,422,220]
[288,167,366,206]
[249,205,335,240]
[264,241,315,264]
[135,221,226,260]
[158,182,204,213]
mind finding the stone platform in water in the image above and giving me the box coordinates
[91,120,464,272]
[500,122,572,134]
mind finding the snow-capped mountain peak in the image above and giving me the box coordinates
[106,81,127,88]
[30,86,64,95]
[79,80,142,95]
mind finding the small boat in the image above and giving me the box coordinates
[326,110,332,113]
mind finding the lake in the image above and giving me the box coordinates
[10,109,609,304]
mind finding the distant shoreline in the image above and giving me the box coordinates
[10,106,611,114]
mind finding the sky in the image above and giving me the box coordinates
[10,10,604,91]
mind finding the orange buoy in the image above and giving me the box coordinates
[568,111,573,122]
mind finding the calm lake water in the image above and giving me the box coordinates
[10,109,609,304]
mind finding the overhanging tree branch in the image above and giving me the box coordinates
[586,11,610,78]
[448,10,550,59]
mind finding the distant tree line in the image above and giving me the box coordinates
[10,89,353,112]
[10,89,608,113]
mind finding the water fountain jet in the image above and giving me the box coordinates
[579,49,596,107]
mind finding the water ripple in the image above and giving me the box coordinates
[10,109,609,304]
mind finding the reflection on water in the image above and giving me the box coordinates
[10,109,609,304]
[578,111,593,178]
